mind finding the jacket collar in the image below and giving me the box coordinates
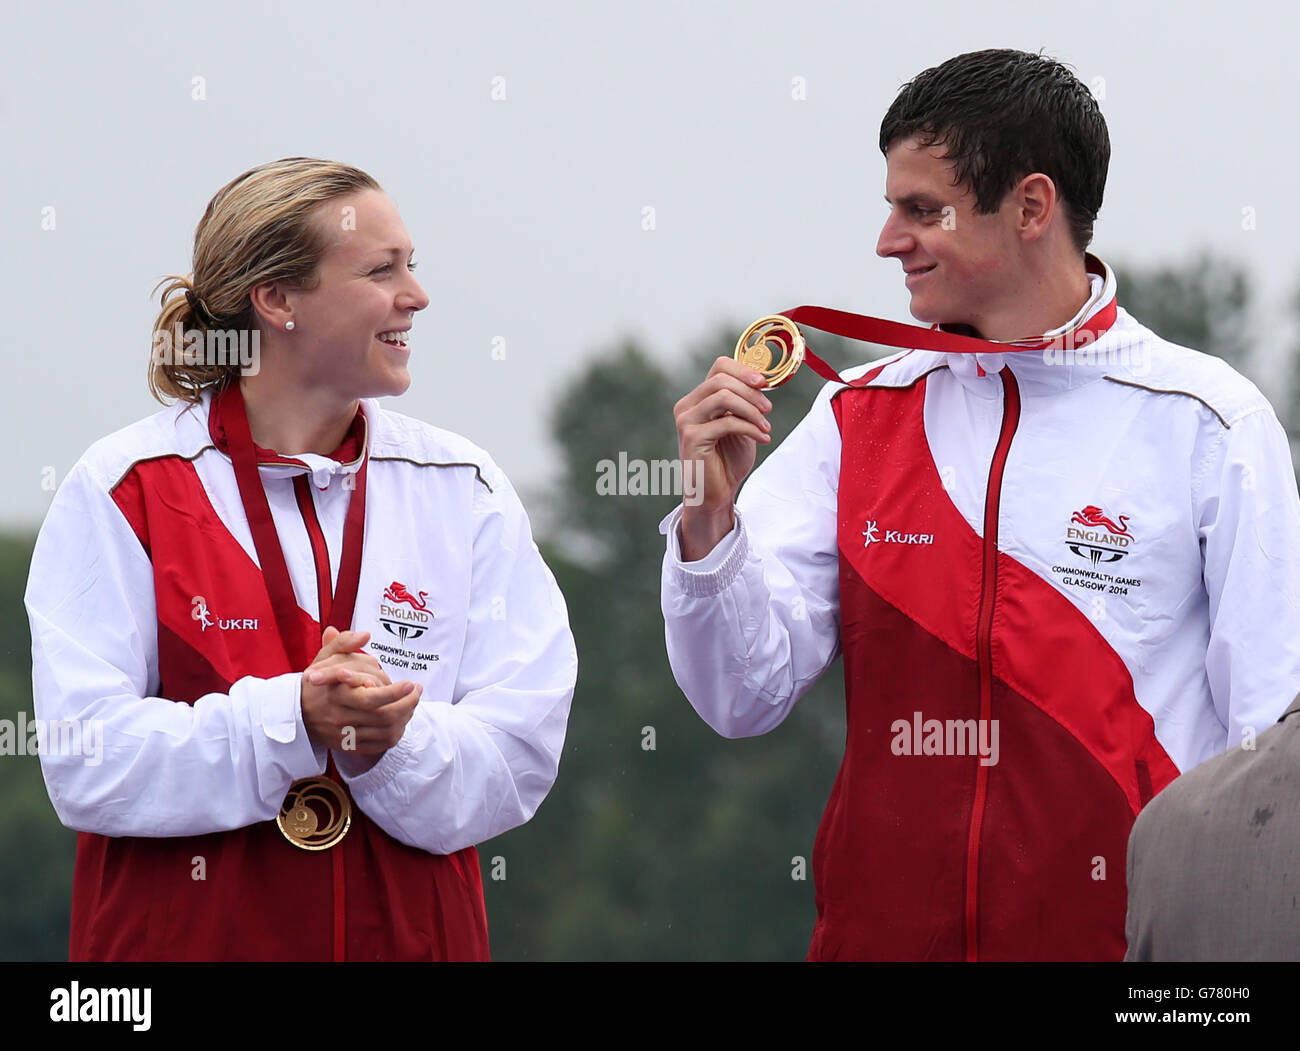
[943,254,1122,399]
[203,386,368,488]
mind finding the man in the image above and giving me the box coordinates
[660,49,1300,960]
[1125,694,1300,961]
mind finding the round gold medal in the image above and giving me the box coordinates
[733,315,805,390]
[277,776,352,850]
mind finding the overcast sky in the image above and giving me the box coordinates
[3,0,1298,529]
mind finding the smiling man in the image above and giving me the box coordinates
[660,49,1300,960]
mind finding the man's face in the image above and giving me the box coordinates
[286,188,429,400]
[876,136,1021,331]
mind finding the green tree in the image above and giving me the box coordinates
[1113,252,1300,486]
[1278,279,1300,472]
[480,322,880,960]
[1112,252,1252,371]
[0,532,76,961]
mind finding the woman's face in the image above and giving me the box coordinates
[281,188,430,402]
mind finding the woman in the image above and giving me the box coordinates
[25,157,578,961]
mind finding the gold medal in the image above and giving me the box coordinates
[277,776,352,850]
[733,315,805,390]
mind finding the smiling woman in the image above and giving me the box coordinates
[149,161,426,452]
[24,157,578,962]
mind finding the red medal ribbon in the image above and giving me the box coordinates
[216,384,368,668]
[215,384,369,958]
[779,296,1119,385]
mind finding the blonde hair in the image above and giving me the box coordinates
[149,157,382,403]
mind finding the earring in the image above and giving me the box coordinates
[285,320,295,331]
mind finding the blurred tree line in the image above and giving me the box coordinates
[2,253,1297,960]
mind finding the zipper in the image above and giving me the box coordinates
[964,366,1022,961]
[292,474,348,963]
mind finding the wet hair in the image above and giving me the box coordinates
[879,49,1109,253]
[149,157,381,403]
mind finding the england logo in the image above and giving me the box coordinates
[379,581,433,641]
[1065,504,1134,565]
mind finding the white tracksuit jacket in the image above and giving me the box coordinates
[659,261,1300,960]
[25,389,576,959]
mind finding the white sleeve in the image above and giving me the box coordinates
[1197,404,1300,743]
[337,462,577,856]
[25,463,328,838]
[659,381,843,738]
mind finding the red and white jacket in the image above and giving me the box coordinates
[26,388,577,961]
[660,260,1300,960]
